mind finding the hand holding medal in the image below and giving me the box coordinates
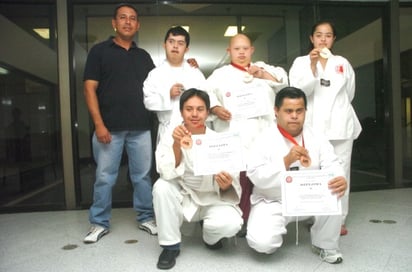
[173,124,192,149]
[277,124,311,168]
[319,47,332,59]
[300,155,311,167]
[180,135,192,149]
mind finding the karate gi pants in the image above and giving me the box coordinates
[330,139,354,225]
[153,178,243,247]
[246,201,341,254]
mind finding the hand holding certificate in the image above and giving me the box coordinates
[191,132,245,176]
[281,170,342,216]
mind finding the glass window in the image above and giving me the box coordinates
[400,7,412,183]
[0,3,63,210]
[315,4,387,190]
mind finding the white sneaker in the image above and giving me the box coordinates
[138,219,157,235]
[84,225,109,243]
[312,245,343,264]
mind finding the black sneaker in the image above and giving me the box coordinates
[204,239,223,250]
[236,224,247,238]
[157,249,180,270]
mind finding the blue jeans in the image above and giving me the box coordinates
[89,130,154,229]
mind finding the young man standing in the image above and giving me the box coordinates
[143,26,206,144]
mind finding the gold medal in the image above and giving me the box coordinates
[180,135,192,149]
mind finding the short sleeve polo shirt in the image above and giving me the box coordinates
[84,37,155,131]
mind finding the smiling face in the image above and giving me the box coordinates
[227,34,255,67]
[275,97,306,137]
[164,33,188,66]
[111,6,140,41]
[181,95,208,132]
[310,23,336,50]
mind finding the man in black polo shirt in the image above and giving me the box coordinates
[83,3,157,243]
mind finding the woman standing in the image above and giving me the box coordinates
[289,21,362,236]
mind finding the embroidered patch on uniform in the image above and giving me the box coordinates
[335,65,344,74]
[320,79,330,87]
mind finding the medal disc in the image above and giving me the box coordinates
[320,47,331,59]
[180,135,192,149]
[243,73,253,83]
[300,156,311,167]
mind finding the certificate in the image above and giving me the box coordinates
[223,87,269,120]
[191,132,245,176]
[281,170,342,216]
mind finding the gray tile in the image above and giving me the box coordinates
[1,188,412,272]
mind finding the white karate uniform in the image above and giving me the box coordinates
[206,61,288,156]
[246,124,344,254]
[143,60,206,143]
[153,128,243,246]
[289,54,362,223]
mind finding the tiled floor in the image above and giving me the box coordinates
[1,188,411,272]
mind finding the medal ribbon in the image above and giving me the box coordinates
[230,62,250,72]
[277,124,305,148]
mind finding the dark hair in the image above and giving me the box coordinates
[308,21,336,50]
[113,3,138,19]
[164,26,190,47]
[180,88,210,111]
[275,87,307,109]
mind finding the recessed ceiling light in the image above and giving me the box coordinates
[224,26,245,37]
[0,67,9,75]
[173,25,190,32]
[33,28,50,39]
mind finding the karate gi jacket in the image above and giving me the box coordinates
[155,127,242,221]
[206,61,288,154]
[289,55,362,140]
[247,124,345,205]
[143,60,206,142]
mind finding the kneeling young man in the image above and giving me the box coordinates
[246,87,347,264]
[153,89,243,270]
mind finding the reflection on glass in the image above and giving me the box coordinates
[0,3,61,210]
[400,8,412,182]
[0,67,62,209]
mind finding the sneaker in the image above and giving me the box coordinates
[312,245,343,264]
[204,239,223,250]
[157,248,180,270]
[236,224,247,238]
[139,219,157,235]
[84,225,109,244]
